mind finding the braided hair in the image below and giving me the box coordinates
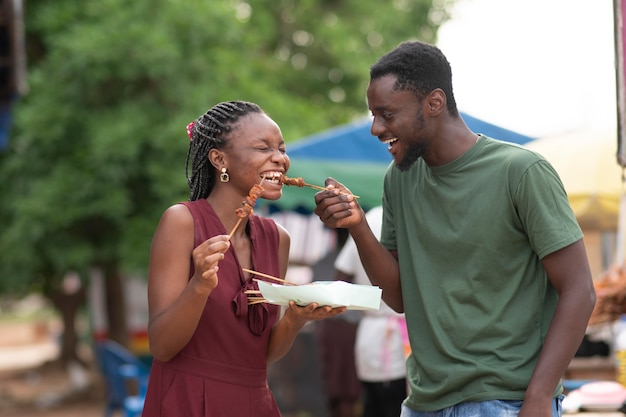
[185,100,263,201]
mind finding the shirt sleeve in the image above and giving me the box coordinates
[515,159,583,259]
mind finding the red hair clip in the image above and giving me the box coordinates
[186,121,194,141]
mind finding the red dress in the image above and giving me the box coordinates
[142,199,282,417]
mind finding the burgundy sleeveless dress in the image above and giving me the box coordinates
[142,199,282,417]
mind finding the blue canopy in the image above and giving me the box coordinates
[266,113,535,212]
[287,112,534,162]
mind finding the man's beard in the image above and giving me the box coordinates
[397,142,425,171]
[396,108,426,171]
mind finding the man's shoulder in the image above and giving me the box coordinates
[482,136,546,169]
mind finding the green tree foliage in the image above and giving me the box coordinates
[0,0,451,348]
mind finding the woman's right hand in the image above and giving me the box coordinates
[191,235,230,292]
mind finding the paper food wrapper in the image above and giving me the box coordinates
[257,280,382,310]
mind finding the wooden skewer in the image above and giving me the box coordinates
[228,177,265,239]
[282,175,360,198]
[244,268,298,286]
[303,182,331,191]
[248,298,269,305]
[228,218,243,240]
[299,182,360,198]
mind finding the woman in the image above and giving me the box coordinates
[142,101,345,417]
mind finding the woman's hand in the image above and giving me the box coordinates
[190,235,230,293]
[282,301,347,328]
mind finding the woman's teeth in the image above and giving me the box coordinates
[261,172,282,184]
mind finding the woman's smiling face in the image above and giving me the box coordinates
[221,112,290,201]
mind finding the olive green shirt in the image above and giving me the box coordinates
[380,135,582,411]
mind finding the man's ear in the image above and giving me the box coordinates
[425,89,446,116]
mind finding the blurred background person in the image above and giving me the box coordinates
[314,228,363,417]
[334,206,408,417]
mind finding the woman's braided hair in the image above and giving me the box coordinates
[185,100,263,201]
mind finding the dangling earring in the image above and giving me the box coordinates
[220,167,230,183]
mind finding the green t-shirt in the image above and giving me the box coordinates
[380,135,582,411]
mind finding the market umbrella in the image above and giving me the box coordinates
[524,130,624,230]
[266,114,535,213]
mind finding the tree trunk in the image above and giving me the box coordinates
[49,282,87,367]
[104,264,130,348]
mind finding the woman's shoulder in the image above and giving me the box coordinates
[158,202,194,230]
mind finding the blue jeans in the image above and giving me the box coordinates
[400,396,563,417]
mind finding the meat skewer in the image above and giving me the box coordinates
[228,179,265,239]
[281,175,360,198]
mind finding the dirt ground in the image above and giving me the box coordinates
[0,318,107,417]
[1,313,624,417]
[0,362,106,417]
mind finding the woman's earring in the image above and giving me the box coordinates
[220,167,230,183]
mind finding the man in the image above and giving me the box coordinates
[313,41,595,417]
